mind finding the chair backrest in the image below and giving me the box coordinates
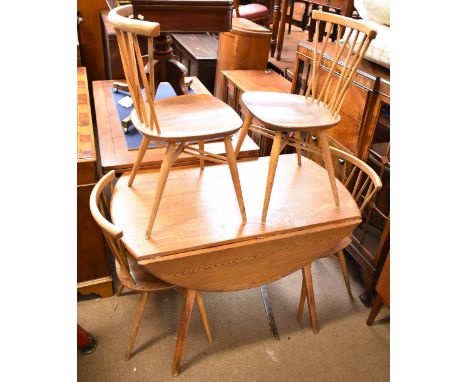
[304,11,377,119]
[108,5,162,133]
[330,147,382,213]
[89,170,136,287]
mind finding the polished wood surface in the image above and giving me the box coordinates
[93,78,259,174]
[215,17,271,98]
[77,67,113,298]
[367,253,389,325]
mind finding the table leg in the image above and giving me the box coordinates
[270,0,282,57]
[260,285,280,340]
[276,0,290,61]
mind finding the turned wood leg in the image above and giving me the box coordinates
[224,137,247,222]
[128,136,150,187]
[295,131,302,165]
[234,113,253,158]
[117,284,125,296]
[338,250,353,298]
[172,289,196,377]
[262,131,283,222]
[195,292,213,343]
[198,141,204,171]
[302,265,318,333]
[126,291,150,360]
[297,278,306,321]
[366,294,383,326]
[146,142,176,239]
[318,131,340,206]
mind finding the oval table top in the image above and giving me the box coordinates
[110,154,361,263]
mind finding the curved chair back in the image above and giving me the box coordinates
[89,170,136,286]
[330,147,382,212]
[108,5,162,133]
[305,11,377,118]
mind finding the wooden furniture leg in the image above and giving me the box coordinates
[126,291,150,360]
[224,137,247,222]
[295,131,302,165]
[297,279,306,321]
[301,265,318,333]
[318,131,340,206]
[262,131,283,222]
[198,141,205,171]
[146,142,176,239]
[366,294,383,326]
[117,284,125,296]
[276,0,290,60]
[195,292,213,343]
[128,135,150,187]
[338,250,352,297]
[234,113,253,158]
[172,289,196,377]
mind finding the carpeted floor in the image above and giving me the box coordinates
[78,256,389,381]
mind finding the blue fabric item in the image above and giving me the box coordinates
[110,82,194,150]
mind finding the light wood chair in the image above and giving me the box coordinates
[89,170,213,361]
[233,0,271,26]
[296,147,382,333]
[108,5,247,239]
[235,10,377,222]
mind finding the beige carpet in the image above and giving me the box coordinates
[78,256,389,381]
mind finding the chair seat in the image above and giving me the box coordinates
[116,256,174,293]
[235,4,269,20]
[131,94,243,141]
[241,91,341,131]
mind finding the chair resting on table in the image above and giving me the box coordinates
[108,4,247,239]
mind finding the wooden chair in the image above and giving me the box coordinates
[296,146,382,332]
[108,5,247,239]
[235,10,377,222]
[233,0,270,25]
[89,170,213,361]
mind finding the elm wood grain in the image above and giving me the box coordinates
[235,10,377,221]
[214,17,271,99]
[92,79,259,174]
[90,171,213,361]
[111,154,360,261]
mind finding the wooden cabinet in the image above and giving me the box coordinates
[77,67,113,298]
[172,33,219,94]
[292,41,390,305]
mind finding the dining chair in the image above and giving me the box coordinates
[89,170,213,360]
[296,146,382,333]
[233,0,270,26]
[235,10,377,222]
[108,5,247,239]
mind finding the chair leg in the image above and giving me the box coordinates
[338,250,353,298]
[287,1,293,34]
[295,131,302,165]
[297,277,306,321]
[126,291,150,360]
[302,265,318,333]
[128,136,150,187]
[146,142,176,239]
[224,137,247,222]
[198,141,204,171]
[262,131,283,222]
[366,294,383,326]
[234,112,253,158]
[172,289,196,377]
[195,292,213,343]
[117,284,125,296]
[318,131,340,206]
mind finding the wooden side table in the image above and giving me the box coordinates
[77,67,113,298]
